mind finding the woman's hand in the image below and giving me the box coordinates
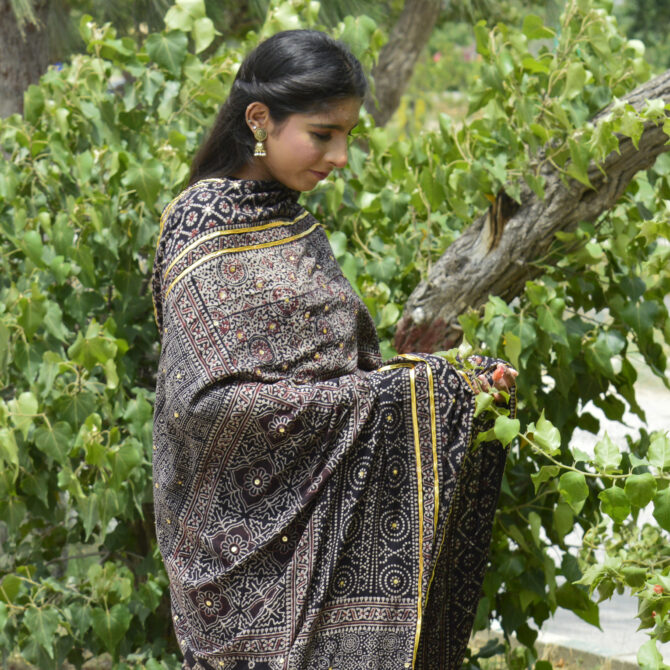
[476,362,518,403]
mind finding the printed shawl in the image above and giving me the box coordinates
[152,177,514,670]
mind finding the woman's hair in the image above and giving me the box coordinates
[189,29,367,185]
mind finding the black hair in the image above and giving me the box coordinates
[189,29,367,185]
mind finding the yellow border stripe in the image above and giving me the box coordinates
[400,354,439,534]
[409,366,424,667]
[378,362,415,372]
[459,370,477,394]
[165,222,322,299]
[163,211,310,279]
[378,359,426,666]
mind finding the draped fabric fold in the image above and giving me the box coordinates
[152,178,514,670]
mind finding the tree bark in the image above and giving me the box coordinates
[366,0,442,127]
[394,69,670,354]
[0,0,50,118]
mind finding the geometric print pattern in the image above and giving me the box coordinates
[151,177,514,670]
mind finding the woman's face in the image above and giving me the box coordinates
[240,97,361,191]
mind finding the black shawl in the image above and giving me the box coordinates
[152,177,513,670]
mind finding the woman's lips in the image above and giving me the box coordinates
[310,170,330,180]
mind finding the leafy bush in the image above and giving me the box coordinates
[1,0,669,667]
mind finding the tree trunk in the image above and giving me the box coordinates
[366,0,442,127]
[394,69,670,354]
[0,0,50,118]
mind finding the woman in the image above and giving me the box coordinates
[152,29,516,670]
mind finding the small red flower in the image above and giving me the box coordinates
[654,584,664,594]
[652,611,657,618]
[432,52,442,63]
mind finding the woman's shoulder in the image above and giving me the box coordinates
[159,178,230,229]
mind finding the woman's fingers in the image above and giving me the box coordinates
[477,374,491,392]
[473,364,518,397]
[491,364,518,392]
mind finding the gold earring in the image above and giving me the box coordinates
[253,127,267,157]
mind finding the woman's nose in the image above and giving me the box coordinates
[326,139,348,168]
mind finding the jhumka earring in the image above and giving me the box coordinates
[253,127,267,157]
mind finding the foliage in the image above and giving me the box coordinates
[9,0,396,68]
[1,0,669,668]
[614,0,670,71]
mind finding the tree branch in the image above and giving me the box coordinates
[366,0,442,127]
[394,69,670,353]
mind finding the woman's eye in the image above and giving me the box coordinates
[311,132,331,142]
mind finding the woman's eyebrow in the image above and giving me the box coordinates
[308,123,344,130]
[308,122,359,132]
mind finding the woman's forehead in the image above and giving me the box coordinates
[302,98,361,128]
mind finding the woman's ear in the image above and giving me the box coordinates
[245,102,271,132]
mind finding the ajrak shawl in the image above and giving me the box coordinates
[152,177,515,670]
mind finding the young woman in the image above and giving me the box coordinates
[152,29,516,670]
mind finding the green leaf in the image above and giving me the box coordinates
[585,331,617,379]
[474,391,494,418]
[528,410,561,455]
[648,433,670,471]
[638,639,663,670]
[123,158,164,207]
[530,465,560,493]
[145,31,188,76]
[23,230,44,266]
[0,320,9,372]
[620,300,659,341]
[494,415,520,447]
[617,109,644,150]
[593,433,621,472]
[538,303,569,346]
[23,606,60,659]
[473,21,490,56]
[79,493,99,539]
[621,566,647,588]
[164,5,193,31]
[193,17,216,54]
[553,502,573,543]
[566,138,593,188]
[55,391,96,426]
[23,85,45,125]
[598,486,630,524]
[564,63,588,100]
[419,167,446,210]
[503,331,521,369]
[378,303,399,330]
[555,582,600,628]
[34,422,73,463]
[0,428,19,475]
[0,574,21,603]
[104,358,119,390]
[522,14,555,40]
[559,471,589,513]
[652,488,670,532]
[0,497,26,533]
[91,604,132,653]
[43,301,70,342]
[68,331,116,369]
[18,297,46,339]
[624,473,657,508]
[11,391,38,438]
[528,511,542,547]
